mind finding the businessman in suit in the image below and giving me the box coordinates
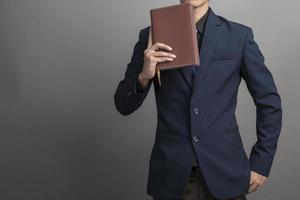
[114,0,282,199]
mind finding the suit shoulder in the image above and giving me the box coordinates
[217,15,251,33]
[139,25,151,38]
[141,25,151,32]
[132,25,150,51]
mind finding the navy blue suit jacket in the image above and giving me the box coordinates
[114,7,282,200]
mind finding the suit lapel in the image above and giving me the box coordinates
[179,8,223,92]
[179,65,193,87]
[191,8,222,95]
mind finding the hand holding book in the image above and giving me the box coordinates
[149,3,200,86]
[139,26,176,87]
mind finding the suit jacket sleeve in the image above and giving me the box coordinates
[114,28,153,116]
[241,27,282,177]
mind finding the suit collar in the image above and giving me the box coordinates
[208,7,223,26]
[180,7,223,94]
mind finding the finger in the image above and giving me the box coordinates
[253,183,260,191]
[249,172,258,185]
[249,172,253,185]
[147,26,153,49]
[248,182,259,192]
[249,178,253,185]
[255,176,263,186]
[151,42,172,51]
[154,57,174,63]
[152,51,176,58]
[248,181,256,192]
[261,178,267,185]
[258,179,265,187]
[248,185,255,193]
[249,176,255,185]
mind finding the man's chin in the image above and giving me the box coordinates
[180,1,199,8]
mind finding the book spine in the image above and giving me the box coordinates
[150,10,156,44]
[190,6,200,65]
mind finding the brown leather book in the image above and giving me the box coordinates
[150,3,200,70]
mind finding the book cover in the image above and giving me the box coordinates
[150,3,200,70]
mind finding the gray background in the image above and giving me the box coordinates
[0,0,299,199]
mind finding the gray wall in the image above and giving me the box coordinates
[0,0,299,199]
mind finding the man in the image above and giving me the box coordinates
[114,0,282,199]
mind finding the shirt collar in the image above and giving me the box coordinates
[195,9,209,34]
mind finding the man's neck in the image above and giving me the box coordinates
[193,2,209,24]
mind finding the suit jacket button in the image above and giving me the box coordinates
[193,107,199,114]
[193,136,199,142]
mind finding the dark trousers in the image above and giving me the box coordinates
[154,165,247,200]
